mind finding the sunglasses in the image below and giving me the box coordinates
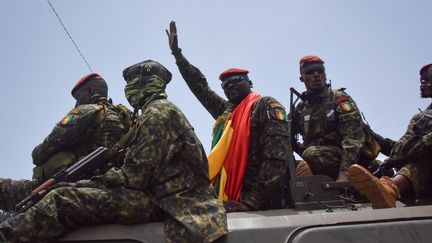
[221,76,248,89]
[304,68,325,75]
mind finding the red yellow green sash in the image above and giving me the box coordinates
[208,92,260,201]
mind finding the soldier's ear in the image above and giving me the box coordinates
[249,80,253,88]
[299,76,304,83]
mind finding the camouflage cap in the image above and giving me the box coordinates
[71,73,104,96]
[123,60,172,83]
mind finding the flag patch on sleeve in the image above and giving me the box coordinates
[269,102,287,121]
[59,115,74,126]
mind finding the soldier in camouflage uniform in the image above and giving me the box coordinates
[0,74,130,211]
[0,60,228,242]
[167,21,292,212]
[348,63,432,208]
[292,55,374,182]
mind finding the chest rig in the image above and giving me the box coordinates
[298,89,338,146]
[413,105,432,136]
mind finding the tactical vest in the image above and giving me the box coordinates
[412,106,432,136]
[296,88,338,146]
[296,88,380,161]
[33,101,131,182]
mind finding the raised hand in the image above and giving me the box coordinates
[165,21,180,53]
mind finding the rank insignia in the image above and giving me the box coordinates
[59,115,74,126]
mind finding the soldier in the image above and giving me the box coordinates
[292,55,377,182]
[0,60,228,242]
[348,63,432,208]
[0,73,130,211]
[166,21,292,212]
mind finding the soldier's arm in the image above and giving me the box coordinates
[390,114,427,161]
[78,109,168,189]
[32,105,104,166]
[172,52,228,119]
[334,91,365,171]
[371,130,396,157]
[240,98,291,209]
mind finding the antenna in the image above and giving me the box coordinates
[45,0,94,73]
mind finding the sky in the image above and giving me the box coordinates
[0,0,431,179]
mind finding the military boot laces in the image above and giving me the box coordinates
[295,160,313,177]
[348,164,400,209]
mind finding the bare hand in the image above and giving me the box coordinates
[223,200,250,212]
[165,21,180,52]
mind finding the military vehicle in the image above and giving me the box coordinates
[58,173,432,243]
[57,89,432,243]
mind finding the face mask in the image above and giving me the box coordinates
[124,77,141,109]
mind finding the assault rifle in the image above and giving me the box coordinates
[15,146,109,214]
[289,87,303,155]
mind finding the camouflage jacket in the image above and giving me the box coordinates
[389,103,432,163]
[292,86,366,171]
[173,52,291,210]
[83,98,228,242]
[31,98,129,177]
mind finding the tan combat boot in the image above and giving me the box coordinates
[348,164,400,209]
[295,160,313,177]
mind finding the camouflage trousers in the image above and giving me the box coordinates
[0,179,37,211]
[302,145,373,180]
[0,186,168,243]
[398,159,432,200]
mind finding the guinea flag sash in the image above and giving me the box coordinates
[208,92,260,201]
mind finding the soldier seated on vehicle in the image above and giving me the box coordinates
[0,74,131,211]
[292,55,380,182]
[0,60,228,243]
[348,63,432,209]
[167,21,292,212]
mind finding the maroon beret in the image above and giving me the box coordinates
[71,73,102,96]
[420,64,432,76]
[219,68,249,81]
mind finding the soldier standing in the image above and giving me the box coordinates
[0,60,228,242]
[166,21,292,212]
[292,55,376,182]
[349,63,432,208]
[0,74,130,211]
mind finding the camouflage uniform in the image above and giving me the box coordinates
[389,104,432,200]
[0,98,129,211]
[172,52,292,210]
[292,85,367,179]
[0,71,228,242]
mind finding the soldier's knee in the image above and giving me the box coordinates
[301,146,318,162]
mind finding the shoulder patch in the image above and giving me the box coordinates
[337,101,353,113]
[58,114,74,126]
[268,102,287,121]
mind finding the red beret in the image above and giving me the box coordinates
[299,55,325,70]
[420,64,432,76]
[71,73,102,96]
[219,68,249,81]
